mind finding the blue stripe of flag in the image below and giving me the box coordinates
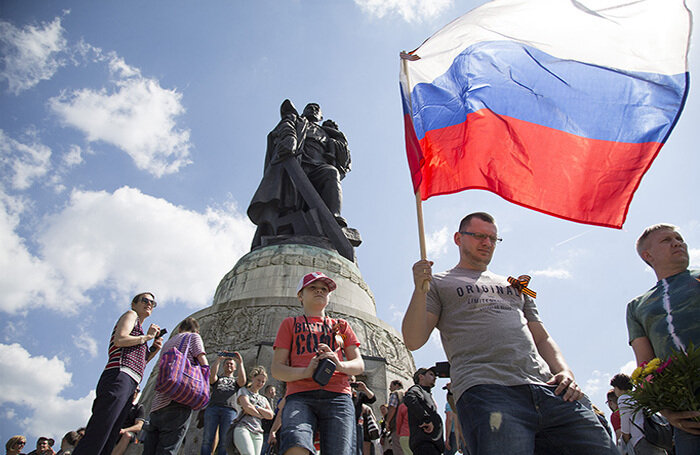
[409,41,687,143]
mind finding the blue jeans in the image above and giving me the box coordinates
[201,405,237,455]
[456,384,618,455]
[674,427,700,455]
[280,390,354,455]
[355,422,363,455]
[143,402,192,455]
[261,432,271,455]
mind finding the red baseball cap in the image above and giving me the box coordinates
[296,272,337,293]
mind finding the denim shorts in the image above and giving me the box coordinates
[456,384,618,455]
[280,390,354,455]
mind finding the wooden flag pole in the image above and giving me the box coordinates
[415,190,427,259]
[415,190,430,292]
[403,53,430,292]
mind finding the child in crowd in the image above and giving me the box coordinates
[271,272,365,455]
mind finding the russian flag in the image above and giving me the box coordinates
[401,0,690,228]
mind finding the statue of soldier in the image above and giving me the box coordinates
[247,100,351,249]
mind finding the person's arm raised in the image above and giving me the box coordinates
[234,351,247,387]
[210,355,222,384]
[402,259,439,350]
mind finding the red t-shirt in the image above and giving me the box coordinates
[610,409,621,432]
[274,315,360,396]
[396,402,410,437]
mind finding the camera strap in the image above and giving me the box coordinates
[298,314,337,352]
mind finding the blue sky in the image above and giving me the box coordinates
[1,0,699,446]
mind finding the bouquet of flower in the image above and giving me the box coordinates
[628,343,700,419]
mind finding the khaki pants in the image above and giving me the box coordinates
[391,432,404,455]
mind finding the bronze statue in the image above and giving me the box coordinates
[247,100,359,260]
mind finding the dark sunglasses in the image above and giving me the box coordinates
[140,296,157,308]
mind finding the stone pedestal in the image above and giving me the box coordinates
[135,244,414,454]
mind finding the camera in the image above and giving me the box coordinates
[432,361,450,378]
[218,352,237,358]
[148,328,167,353]
[350,382,359,389]
[312,358,336,386]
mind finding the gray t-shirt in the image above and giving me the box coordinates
[236,387,271,434]
[426,267,553,402]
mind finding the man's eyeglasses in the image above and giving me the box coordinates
[459,231,502,244]
[140,296,157,308]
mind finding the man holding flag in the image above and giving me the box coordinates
[402,212,617,454]
[398,0,691,453]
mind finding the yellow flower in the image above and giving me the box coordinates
[643,358,661,376]
[630,366,644,383]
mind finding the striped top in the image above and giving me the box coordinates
[104,315,148,383]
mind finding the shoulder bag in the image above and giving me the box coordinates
[155,333,210,410]
[632,412,673,451]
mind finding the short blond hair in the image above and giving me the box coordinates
[247,365,267,387]
[6,436,26,451]
[636,223,679,265]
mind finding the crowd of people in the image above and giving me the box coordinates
[5,214,698,455]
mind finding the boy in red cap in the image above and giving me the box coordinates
[271,272,365,455]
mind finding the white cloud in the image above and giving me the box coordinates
[582,369,608,398]
[48,56,192,177]
[429,329,442,349]
[62,144,84,168]
[108,54,140,78]
[72,329,98,359]
[0,186,254,313]
[0,190,63,313]
[529,267,572,280]
[426,226,450,259]
[581,363,634,415]
[0,343,94,439]
[354,0,453,22]
[580,369,617,418]
[4,320,27,343]
[0,17,67,94]
[620,360,637,376]
[689,248,699,267]
[0,129,53,190]
[388,303,404,324]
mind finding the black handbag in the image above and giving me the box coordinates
[633,413,673,451]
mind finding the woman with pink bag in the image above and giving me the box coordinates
[143,317,209,455]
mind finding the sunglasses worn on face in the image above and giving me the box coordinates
[140,296,157,308]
